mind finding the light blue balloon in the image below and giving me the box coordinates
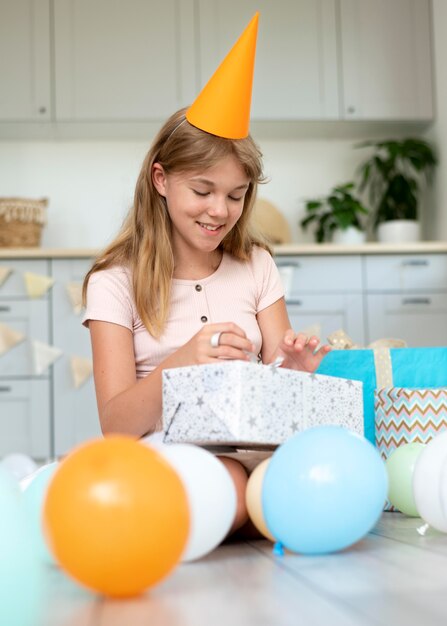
[0,466,43,626]
[0,464,21,501]
[262,426,388,555]
[22,462,59,564]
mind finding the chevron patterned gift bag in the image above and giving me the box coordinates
[375,387,447,454]
[318,345,447,445]
[375,387,447,510]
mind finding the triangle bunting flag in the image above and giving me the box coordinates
[66,282,83,315]
[32,340,63,375]
[0,266,12,288]
[70,356,93,389]
[24,272,55,298]
[0,323,25,356]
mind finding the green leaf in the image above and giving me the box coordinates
[356,136,437,225]
[301,181,368,240]
[300,214,317,229]
[304,200,323,211]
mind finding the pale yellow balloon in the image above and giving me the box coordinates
[245,458,275,541]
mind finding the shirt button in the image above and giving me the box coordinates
[201,316,208,323]
[195,284,202,292]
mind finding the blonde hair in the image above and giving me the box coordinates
[83,107,269,337]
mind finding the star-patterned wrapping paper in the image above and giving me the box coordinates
[162,361,364,447]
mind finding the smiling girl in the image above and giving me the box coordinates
[82,14,330,536]
[82,107,330,534]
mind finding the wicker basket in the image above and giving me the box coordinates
[0,197,47,247]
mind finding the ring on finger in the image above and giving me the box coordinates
[210,332,222,348]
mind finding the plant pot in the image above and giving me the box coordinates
[332,226,366,245]
[377,220,421,244]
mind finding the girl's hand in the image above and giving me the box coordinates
[179,323,256,366]
[274,330,331,372]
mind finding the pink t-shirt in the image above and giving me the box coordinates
[83,246,284,379]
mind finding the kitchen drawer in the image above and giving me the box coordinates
[0,299,50,376]
[366,292,447,347]
[0,378,50,459]
[275,255,362,295]
[0,259,51,298]
[365,254,447,291]
[51,257,93,282]
[286,293,365,346]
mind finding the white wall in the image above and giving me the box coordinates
[0,135,376,247]
[0,141,145,248]
[424,0,447,241]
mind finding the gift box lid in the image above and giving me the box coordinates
[162,361,364,447]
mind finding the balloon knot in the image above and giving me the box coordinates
[272,542,284,557]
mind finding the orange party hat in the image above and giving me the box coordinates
[186,12,259,139]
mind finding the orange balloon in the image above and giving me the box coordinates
[43,437,189,597]
[245,458,275,542]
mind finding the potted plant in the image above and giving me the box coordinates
[300,182,368,244]
[357,138,437,243]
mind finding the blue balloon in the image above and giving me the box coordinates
[0,466,43,626]
[262,426,387,554]
[22,462,59,564]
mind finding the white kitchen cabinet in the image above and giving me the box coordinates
[276,255,362,293]
[51,258,101,456]
[275,255,365,344]
[339,0,433,120]
[1,247,446,460]
[0,0,51,121]
[54,0,196,121]
[197,0,340,120]
[286,293,365,346]
[0,379,50,458]
[0,299,49,377]
[0,259,52,459]
[364,254,447,291]
[0,258,51,378]
[0,0,434,128]
[0,259,50,297]
[0,260,51,378]
[275,250,447,348]
[364,253,447,345]
[198,0,433,122]
[366,292,447,347]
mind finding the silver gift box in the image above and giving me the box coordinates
[162,361,364,446]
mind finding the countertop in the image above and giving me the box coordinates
[0,242,446,259]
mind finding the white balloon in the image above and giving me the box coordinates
[155,443,237,561]
[1,453,38,481]
[438,452,447,527]
[20,465,46,492]
[413,432,447,532]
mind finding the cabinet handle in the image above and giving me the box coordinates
[0,306,11,312]
[402,297,431,305]
[0,386,11,392]
[287,300,302,306]
[276,261,301,268]
[401,259,429,267]
[38,106,47,114]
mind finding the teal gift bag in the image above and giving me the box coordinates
[317,347,447,444]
